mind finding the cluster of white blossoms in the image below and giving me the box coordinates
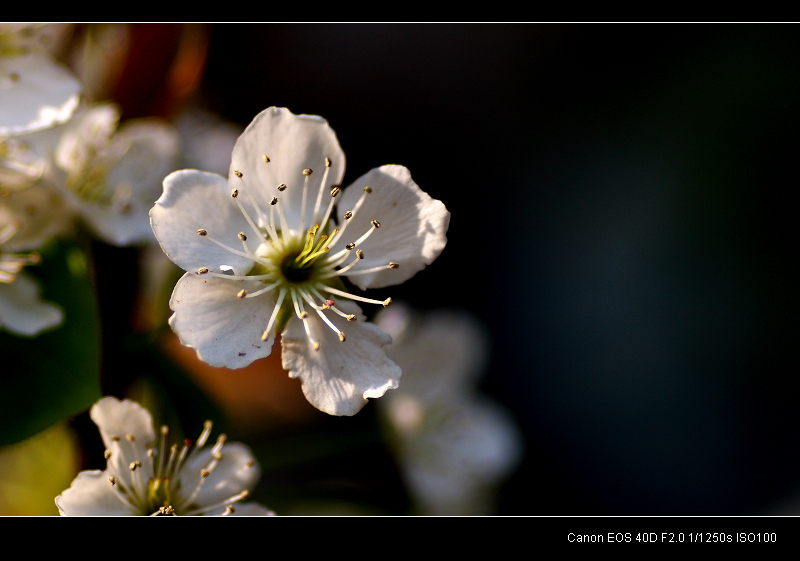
[56,396,273,516]
[151,107,450,416]
[0,24,188,336]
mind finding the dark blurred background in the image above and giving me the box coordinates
[183,24,800,515]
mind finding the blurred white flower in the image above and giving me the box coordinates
[0,185,70,336]
[150,107,450,416]
[0,24,81,136]
[53,103,180,246]
[376,304,523,515]
[55,396,274,516]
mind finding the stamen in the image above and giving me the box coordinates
[309,287,358,322]
[323,286,393,308]
[323,251,364,277]
[156,425,169,479]
[243,280,282,298]
[197,229,267,265]
[353,222,379,246]
[182,490,250,516]
[311,158,332,226]
[328,186,371,247]
[344,262,401,276]
[261,289,286,341]
[231,184,272,248]
[316,185,338,232]
[298,289,345,341]
[204,271,276,281]
[299,169,313,233]
[292,291,320,351]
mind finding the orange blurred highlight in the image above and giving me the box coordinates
[160,332,320,434]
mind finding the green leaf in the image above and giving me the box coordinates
[0,240,101,446]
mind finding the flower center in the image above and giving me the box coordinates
[195,155,398,350]
[104,421,254,516]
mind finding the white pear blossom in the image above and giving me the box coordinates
[55,396,273,516]
[150,107,450,416]
[375,304,523,515]
[0,24,81,136]
[53,103,181,246]
[0,184,70,335]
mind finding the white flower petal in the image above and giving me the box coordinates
[169,272,276,369]
[55,470,138,516]
[0,273,63,336]
[281,300,401,416]
[0,52,81,136]
[182,442,261,508]
[336,165,450,289]
[90,397,156,481]
[229,107,345,230]
[151,170,253,274]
